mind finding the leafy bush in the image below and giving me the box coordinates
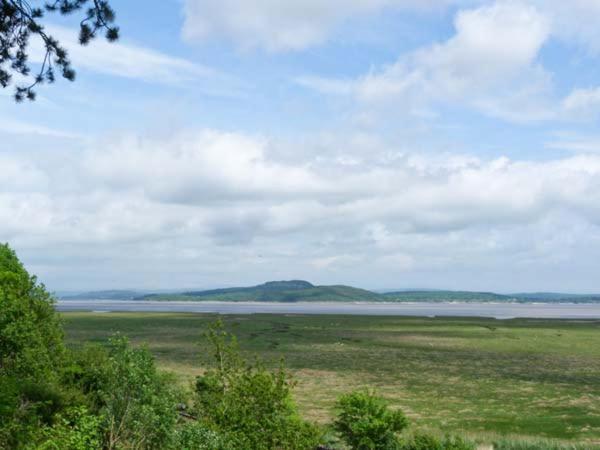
[173,421,234,450]
[194,321,322,450]
[33,406,103,450]
[71,336,180,450]
[334,389,408,450]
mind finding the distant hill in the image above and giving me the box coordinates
[382,290,514,302]
[383,290,600,303]
[139,280,382,302]
[60,290,142,300]
[511,292,600,303]
[59,283,600,303]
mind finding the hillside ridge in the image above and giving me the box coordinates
[58,283,600,303]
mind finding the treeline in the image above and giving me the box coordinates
[2,243,585,450]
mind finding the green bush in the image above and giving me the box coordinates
[334,389,408,450]
[71,336,180,450]
[400,432,475,450]
[33,406,103,450]
[194,321,322,450]
[173,421,234,450]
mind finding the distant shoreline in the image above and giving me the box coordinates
[58,299,600,305]
[55,300,600,319]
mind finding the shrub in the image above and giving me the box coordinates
[70,336,179,450]
[33,406,103,450]
[194,320,322,450]
[334,389,408,450]
[400,433,475,450]
[173,421,234,450]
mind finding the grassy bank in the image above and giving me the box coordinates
[62,312,600,445]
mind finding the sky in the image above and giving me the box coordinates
[3,0,600,293]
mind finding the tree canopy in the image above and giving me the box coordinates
[0,242,64,379]
[0,0,118,101]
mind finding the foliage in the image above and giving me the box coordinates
[194,320,322,450]
[173,421,234,450]
[0,243,70,448]
[0,243,65,378]
[334,389,408,450]
[0,0,119,101]
[33,406,103,450]
[70,336,180,450]
[400,433,476,450]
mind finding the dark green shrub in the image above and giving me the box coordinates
[194,321,322,450]
[334,389,408,450]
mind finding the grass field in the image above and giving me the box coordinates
[61,312,600,446]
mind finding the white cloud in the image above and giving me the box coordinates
[297,1,553,122]
[5,128,600,290]
[311,254,363,270]
[562,87,600,117]
[546,132,600,153]
[0,119,84,140]
[534,0,600,53]
[81,130,329,203]
[181,0,463,52]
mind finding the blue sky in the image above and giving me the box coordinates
[3,0,600,292]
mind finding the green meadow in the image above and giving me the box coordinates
[62,312,600,446]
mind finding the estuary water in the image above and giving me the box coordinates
[56,300,600,319]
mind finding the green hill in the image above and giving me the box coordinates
[140,280,382,302]
[67,283,600,303]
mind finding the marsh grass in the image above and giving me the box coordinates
[62,312,600,446]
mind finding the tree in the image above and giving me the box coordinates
[194,320,322,450]
[0,243,67,448]
[70,336,180,450]
[0,0,119,101]
[0,242,64,379]
[334,389,408,450]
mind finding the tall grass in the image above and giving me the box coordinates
[491,438,600,449]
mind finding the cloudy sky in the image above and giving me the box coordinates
[3,0,600,293]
